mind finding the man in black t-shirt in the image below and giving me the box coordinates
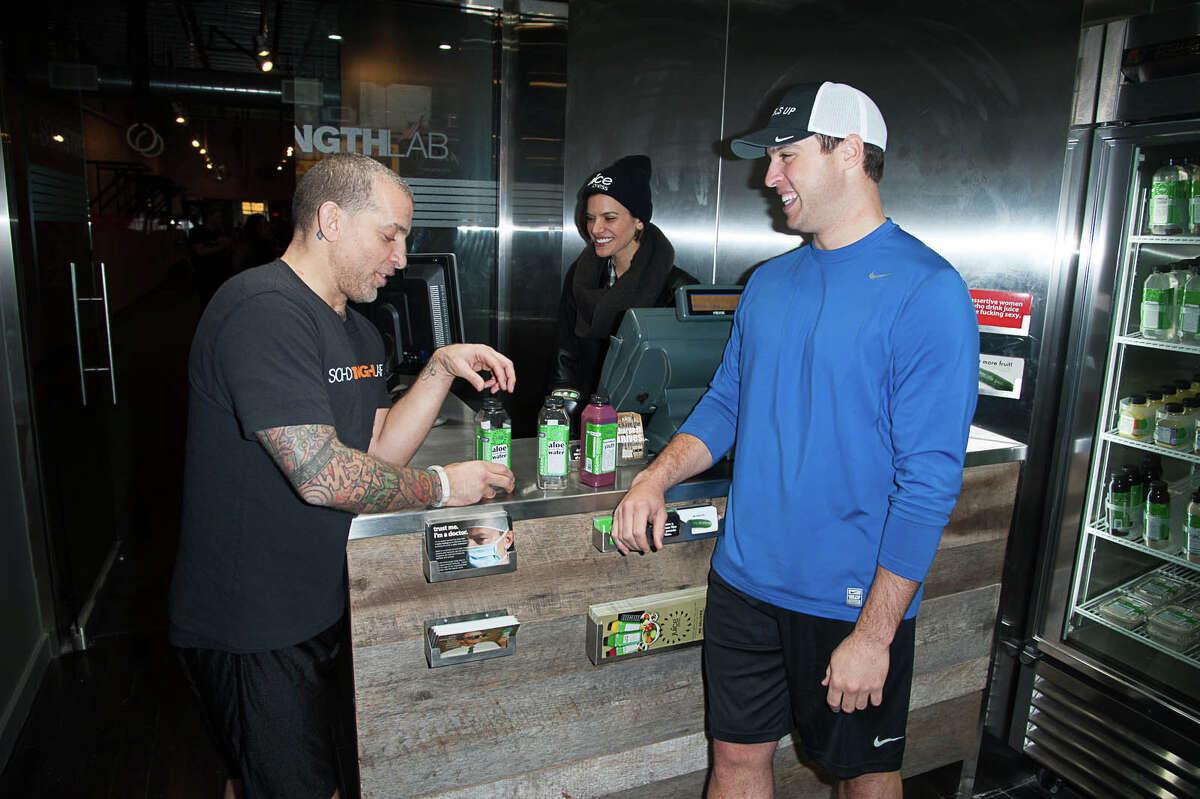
[170,153,516,799]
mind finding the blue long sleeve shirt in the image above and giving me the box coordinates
[678,220,978,622]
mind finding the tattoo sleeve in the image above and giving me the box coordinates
[257,424,440,512]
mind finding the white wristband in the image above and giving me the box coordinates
[429,465,451,508]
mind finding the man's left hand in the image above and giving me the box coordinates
[426,344,516,394]
[821,631,890,713]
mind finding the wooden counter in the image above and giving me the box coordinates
[346,426,1024,798]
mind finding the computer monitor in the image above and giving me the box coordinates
[354,253,466,390]
[597,285,742,453]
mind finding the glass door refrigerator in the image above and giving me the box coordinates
[1020,118,1200,799]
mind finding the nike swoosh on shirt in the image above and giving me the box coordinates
[868,271,891,279]
[873,735,904,748]
[774,135,794,143]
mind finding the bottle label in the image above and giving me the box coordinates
[1118,412,1149,437]
[1107,494,1131,533]
[1181,295,1200,334]
[1154,422,1187,447]
[584,421,618,475]
[1145,502,1170,542]
[1143,288,1173,330]
[483,427,512,467]
[475,423,490,460]
[1188,515,1200,558]
[1151,188,1185,226]
[538,423,569,477]
[1192,190,1200,227]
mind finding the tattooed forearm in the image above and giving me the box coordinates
[257,424,440,512]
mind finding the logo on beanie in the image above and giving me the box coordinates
[587,173,613,191]
[772,105,797,117]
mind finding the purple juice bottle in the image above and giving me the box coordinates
[580,394,617,487]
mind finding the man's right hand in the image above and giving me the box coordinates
[610,471,669,555]
[442,460,515,506]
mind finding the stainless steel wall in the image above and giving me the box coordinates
[563,0,729,283]
[564,0,1083,443]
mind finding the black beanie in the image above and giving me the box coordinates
[580,154,653,223]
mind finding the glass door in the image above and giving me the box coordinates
[1060,133,1200,709]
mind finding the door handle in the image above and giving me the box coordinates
[69,261,118,406]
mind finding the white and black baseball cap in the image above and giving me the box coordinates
[731,81,887,159]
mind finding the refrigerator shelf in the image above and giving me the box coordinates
[1114,332,1200,354]
[1072,564,1200,669]
[1128,234,1200,245]
[1101,430,1200,464]
[1085,522,1199,571]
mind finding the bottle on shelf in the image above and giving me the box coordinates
[1150,158,1190,235]
[1118,393,1152,440]
[1107,470,1133,537]
[1187,487,1200,563]
[1181,265,1200,343]
[1161,383,1183,404]
[1145,479,1172,550]
[1154,402,1194,452]
[1144,388,1165,414]
[1186,160,1200,235]
[1122,463,1146,536]
[1183,396,1200,431]
[1141,264,1177,340]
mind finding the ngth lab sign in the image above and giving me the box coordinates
[294,125,449,160]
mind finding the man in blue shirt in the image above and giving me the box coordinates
[610,81,979,799]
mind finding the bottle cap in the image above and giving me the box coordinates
[1184,397,1200,408]
[1151,479,1167,490]
[1165,402,1185,413]
[1144,389,1163,400]
[1175,378,1192,390]
[1193,487,1200,502]
[1128,393,1147,404]
[544,396,565,409]
[482,398,503,409]
[589,394,610,405]
[1156,263,1173,273]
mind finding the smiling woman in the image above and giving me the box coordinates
[550,154,697,398]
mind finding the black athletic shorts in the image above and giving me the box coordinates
[175,620,343,799]
[703,569,916,779]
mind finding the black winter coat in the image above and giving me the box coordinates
[551,223,697,397]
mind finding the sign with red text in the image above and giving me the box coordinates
[970,289,1032,336]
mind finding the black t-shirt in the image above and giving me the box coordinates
[169,259,390,652]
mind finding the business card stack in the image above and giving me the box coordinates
[424,611,520,668]
[585,585,707,665]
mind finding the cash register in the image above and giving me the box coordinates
[597,284,742,453]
